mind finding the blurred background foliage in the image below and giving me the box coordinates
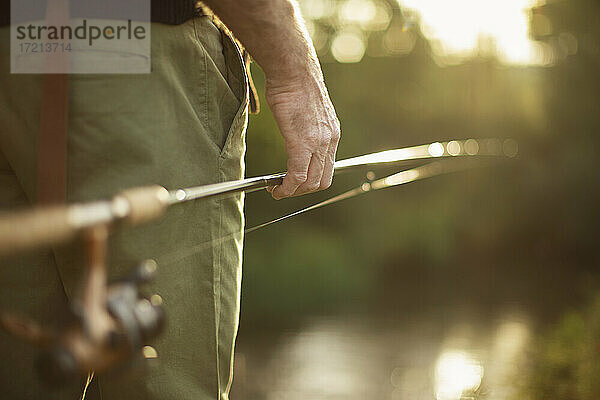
[233,0,600,398]
[521,293,600,400]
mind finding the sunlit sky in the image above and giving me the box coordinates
[397,0,547,65]
[302,0,556,66]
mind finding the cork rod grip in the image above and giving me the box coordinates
[0,206,75,257]
[0,186,170,258]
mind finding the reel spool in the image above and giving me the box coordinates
[0,225,165,385]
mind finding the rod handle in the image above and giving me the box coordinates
[0,206,73,257]
[117,186,170,225]
[0,186,169,258]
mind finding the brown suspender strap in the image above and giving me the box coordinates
[38,74,69,204]
[37,0,69,205]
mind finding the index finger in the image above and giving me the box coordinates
[272,148,312,200]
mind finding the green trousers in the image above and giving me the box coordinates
[0,16,248,400]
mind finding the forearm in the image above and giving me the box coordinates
[202,0,320,83]
[203,0,340,199]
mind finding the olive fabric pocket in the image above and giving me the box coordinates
[193,16,243,156]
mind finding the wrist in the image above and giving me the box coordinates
[264,52,323,91]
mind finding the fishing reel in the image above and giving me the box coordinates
[0,225,165,385]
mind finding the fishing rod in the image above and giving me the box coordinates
[0,138,512,257]
[170,138,506,203]
[157,157,486,267]
[0,137,515,384]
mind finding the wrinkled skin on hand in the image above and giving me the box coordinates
[265,70,341,200]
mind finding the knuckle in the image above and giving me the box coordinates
[332,128,341,142]
[320,132,332,147]
[320,179,333,190]
[288,172,308,183]
[306,180,321,191]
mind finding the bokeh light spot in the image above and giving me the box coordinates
[435,350,483,400]
[428,142,445,157]
[301,0,336,19]
[331,31,366,63]
[464,139,479,155]
[142,346,158,359]
[339,0,377,24]
[447,140,461,156]
[150,294,163,306]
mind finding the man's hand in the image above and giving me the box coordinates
[203,0,341,199]
[266,72,340,199]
